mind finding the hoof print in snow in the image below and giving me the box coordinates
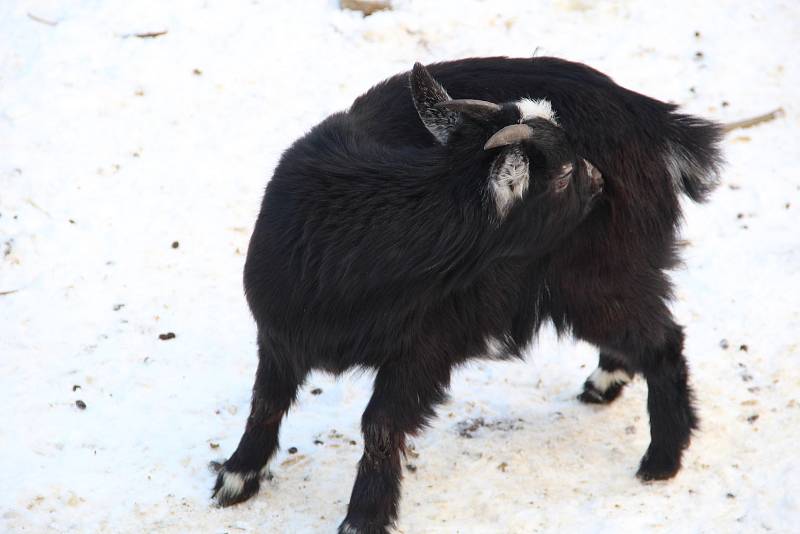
[456,417,523,438]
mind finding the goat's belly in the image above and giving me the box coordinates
[254,281,510,371]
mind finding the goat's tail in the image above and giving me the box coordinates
[663,112,725,203]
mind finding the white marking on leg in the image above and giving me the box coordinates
[339,522,360,534]
[484,337,505,358]
[219,471,245,498]
[516,98,558,125]
[588,367,631,393]
[216,469,259,501]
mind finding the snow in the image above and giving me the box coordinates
[1,0,798,532]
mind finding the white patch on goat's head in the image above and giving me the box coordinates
[588,367,632,393]
[516,98,558,125]
[489,146,529,220]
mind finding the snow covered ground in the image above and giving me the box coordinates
[2,0,798,532]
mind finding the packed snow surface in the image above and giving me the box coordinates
[1,0,798,532]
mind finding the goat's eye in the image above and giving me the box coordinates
[551,163,573,192]
[553,175,571,192]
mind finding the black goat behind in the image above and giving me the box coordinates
[211,57,723,534]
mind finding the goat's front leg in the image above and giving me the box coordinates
[212,337,305,506]
[578,351,634,404]
[339,359,451,534]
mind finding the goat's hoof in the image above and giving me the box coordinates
[577,380,624,405]
[211,462,263,507]
[636,447,681,482]
[338,518,390,534]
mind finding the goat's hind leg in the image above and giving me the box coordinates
[636,323,698,481]
[212,337,304,506]
[574,301,698,481]
[339,359,451,534]
[578,351,634,404]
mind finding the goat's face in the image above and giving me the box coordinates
[410,63,603,223]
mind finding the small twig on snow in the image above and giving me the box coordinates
[122,30,168,39]
[25,198,52,218]
[723,108,784,134]
[27,12,59,26]
[0,289,20,296]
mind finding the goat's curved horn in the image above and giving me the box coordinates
[435,99,501,119]
[483,124,535,150]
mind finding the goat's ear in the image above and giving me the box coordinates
[488,147,530,219]
[409,62,458,145]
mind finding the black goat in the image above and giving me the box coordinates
[212,57,723,533]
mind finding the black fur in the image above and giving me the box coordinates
[212,57,722,533]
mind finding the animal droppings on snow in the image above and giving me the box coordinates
[340,0,392,17]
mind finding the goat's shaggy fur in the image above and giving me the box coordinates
[212,57,723,533]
